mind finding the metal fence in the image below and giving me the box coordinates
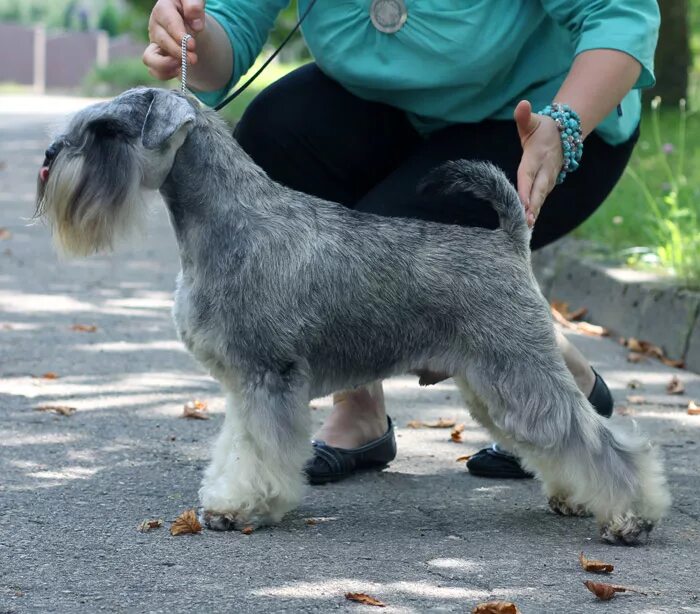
[1,23,143,93]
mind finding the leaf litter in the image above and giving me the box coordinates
[472,601,520,614]
[450,423,465,443]
[666,376,685,395]
[579,552,614,573]
[35,405,75,416]
[182,400,209,419]
[170,509,202,536]
[137,519,163,533]
[622,337,684,368]
[71,324,97,333]
[583,580,646,601]
[550,302,608,337]
[33,372,59,380]
[345,593,386,607]
[407,418,456,429]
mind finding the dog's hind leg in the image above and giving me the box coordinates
[455,353,670,545]
[199,364,312,531]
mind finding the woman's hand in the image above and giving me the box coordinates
[143,0,206,81]
[514,100,564,228]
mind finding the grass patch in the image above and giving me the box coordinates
[216,60,303,124]
[576,102,700,287]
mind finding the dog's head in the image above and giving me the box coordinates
[35,87,197,256]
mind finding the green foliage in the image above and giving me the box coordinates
[83,57,172,96]
[578,102,700,288]
[121,0,154,17]
[97,2,121,37]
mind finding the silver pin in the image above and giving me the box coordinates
[181,34,192,93]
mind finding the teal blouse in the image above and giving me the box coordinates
[197,1,660,145]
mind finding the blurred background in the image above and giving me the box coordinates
[0,0,698,287]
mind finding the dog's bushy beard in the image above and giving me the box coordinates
[35,121,147,256]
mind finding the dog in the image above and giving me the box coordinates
[35,87,670,544]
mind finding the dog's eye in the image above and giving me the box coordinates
[44,140,66,162]
[44,144,58,160]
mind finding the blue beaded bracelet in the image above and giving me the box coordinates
[537,103,583,184]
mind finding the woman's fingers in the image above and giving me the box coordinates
[528,166,557,225]
[143,43,181,80]
[516,156,536,214]
[149,23,198,65]
[182,0,206,32]
[514,99,538,144]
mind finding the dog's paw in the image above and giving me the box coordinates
[199,509,251,532]
[548,495,592,518]
[599,513,655,545]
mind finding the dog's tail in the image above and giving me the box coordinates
[418,160,529,250]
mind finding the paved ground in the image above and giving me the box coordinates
[1,98,699,614]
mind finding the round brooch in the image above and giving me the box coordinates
[370,0,407,34]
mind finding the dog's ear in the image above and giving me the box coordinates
[141,90,196,150]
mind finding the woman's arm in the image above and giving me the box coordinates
[555,49,642,139]
[143,0,233,92]
[515,49,643,224]
[145,0,288,105]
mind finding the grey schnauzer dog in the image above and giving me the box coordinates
[35,87,670,544]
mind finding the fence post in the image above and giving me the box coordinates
[33,25,46,95]
[96,30,109,67]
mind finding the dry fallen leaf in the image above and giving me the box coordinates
[71,324,97,333]
[551,305,609,337]
[183,400,209,420]
[450,423,465,443]
[627,352,646,364]
[550,301,587,321]
[137,518,163,532]
[305,518,317,526]
[241,526,254,535]
[583,580,645,601]
[660,356,685,369]
[579,552,614,573]
[615,406,636,416]
[35,405,75,416]
[624,338,683,368]
[626,379,642,389]
[472,601,520,614]
[688,401,700,416]
[666,376,685,395]
[0,227,11,240]
[407,418,456,429]
[345,593,386,607]
[456,454,473,462]
[39,372,59,380]
[626,395,647,404]
[170,509,202,536]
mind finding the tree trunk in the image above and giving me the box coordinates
[646,0,690,106]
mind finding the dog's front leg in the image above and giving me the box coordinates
[199,367,312,531]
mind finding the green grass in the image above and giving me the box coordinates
[575,102,700,287]
[216,60,303,124]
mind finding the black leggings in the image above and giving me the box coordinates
[234,63,638,250]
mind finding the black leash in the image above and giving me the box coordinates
[213,0,318,112]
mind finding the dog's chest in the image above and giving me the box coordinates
[172,274,234,382]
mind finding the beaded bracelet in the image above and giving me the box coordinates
[537,103,583,184]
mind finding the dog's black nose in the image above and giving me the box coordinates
[44,140,65,163]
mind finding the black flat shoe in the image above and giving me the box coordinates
[466,368,614,479]
[305,417,397,484]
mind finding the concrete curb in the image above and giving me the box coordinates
[532,240,700,373]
